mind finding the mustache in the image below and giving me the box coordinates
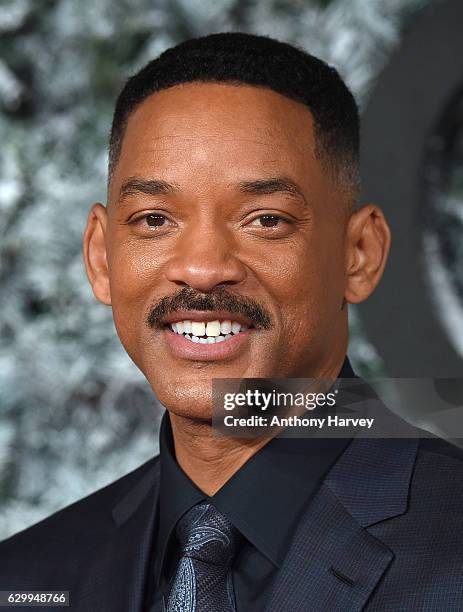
[146,286,273,330]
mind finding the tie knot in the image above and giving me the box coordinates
[175,503,241,567]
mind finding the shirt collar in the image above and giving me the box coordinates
[157,356,355,576]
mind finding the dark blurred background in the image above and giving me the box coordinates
[1,0,462,539]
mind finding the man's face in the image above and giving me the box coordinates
[97,83,352,419]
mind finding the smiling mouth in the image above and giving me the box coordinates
[166,319,251,344]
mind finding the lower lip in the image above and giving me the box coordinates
[164,328,253,361]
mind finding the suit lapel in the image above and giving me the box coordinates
[73,460,160,612]
[265,436,419,611]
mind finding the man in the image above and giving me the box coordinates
[1,32,462,611]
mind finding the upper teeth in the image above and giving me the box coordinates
[170,320,246,337]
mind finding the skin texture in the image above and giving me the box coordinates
[83,83,390,494]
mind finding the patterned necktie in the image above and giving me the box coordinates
[164,503,242,612]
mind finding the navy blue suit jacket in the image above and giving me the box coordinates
[1,412,463,610]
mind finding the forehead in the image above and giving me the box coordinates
[109,82,322,200]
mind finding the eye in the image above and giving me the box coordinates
[130,213,171,228]
[245,212,295,239]
[127,212,174,235]
[145,214,166,227]
[257,214,281,227]
[249,214,290,229]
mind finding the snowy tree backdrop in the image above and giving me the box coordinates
[0,0,438,538]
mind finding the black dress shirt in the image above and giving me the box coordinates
[148,358,356,611]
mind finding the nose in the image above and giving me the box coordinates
[164,225,247,292]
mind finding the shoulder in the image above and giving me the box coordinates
[367,436,463,607]
[0,454,160,552]
[413,435,463,491]
[393,433,463,530]
[417,435,463,463]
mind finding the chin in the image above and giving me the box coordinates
[161,398,214,424]
[149,376,215,422]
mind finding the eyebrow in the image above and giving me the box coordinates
[117,175,308,207]
[118,177,179,203]
[237,177,308,207]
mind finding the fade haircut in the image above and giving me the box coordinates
[109,32,360,200]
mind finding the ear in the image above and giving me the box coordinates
[344,204,391,304]
[82,203,111,306]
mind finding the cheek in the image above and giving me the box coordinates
[261,237,344,343]
[107,236,166,345]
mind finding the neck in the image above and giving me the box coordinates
[170,414,272,496]
[169,352,348,495]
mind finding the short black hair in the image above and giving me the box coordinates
[109,32,360,199]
